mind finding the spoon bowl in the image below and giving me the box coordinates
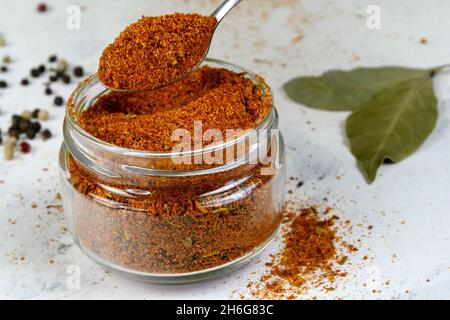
[100,0,242,93]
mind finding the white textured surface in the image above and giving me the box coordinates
[0,0,449,300]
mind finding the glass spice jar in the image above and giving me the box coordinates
[59,59,286,283]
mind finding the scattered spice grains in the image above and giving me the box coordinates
[247,201,359,299]
[98,13,217,91]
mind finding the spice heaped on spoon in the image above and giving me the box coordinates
[98,0,242,92]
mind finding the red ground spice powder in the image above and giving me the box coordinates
[98,13,217,91]
[248,201,358,299]
[81,66,271,151]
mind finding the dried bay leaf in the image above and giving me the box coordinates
[284,67,433,111]
[345,75,437,182]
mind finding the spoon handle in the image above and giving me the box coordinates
[212,0,242,23]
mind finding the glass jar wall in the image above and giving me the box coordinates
[59,59,286,283]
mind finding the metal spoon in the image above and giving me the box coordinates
[101,0,242,93]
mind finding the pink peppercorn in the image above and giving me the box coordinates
[20,142,31,153]
[37,3,48,13]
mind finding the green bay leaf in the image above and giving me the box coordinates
[284,67,433,111]
[345,74,437,182]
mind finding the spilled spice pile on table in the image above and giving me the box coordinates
[98,13,217,91]
[247,201,358,299]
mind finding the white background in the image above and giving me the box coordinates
[0,0,449,299]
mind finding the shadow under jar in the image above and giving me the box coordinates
[59,59,286,283]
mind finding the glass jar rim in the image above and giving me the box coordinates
[65,58,276,159]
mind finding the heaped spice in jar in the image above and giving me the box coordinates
[98,13,217,91]
[81,66,271,151]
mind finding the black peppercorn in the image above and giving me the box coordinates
[1,66,7,72]
[45,87,53,95]
[41,129,52,141]
[62,74,71,84]
[49,55,57,63]
[21,78,30,86]
[31,68,40,78]
[30,122,42,133]
[0,80,7,88]
[32,109,40,119]
[54,96,64,106]
[26,127,37,139]
[73,66,84,77]
[49,74,59,82]
[38,65,46,73]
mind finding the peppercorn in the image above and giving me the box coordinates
[49,74,59,82]
[18,119,30,133]
[54,96,64,106]
[21,78,30,86]
[56,59,68,73]
[2,55,11,63]
[45,87,53,95]
[0,66,7,72]
[32,109,40,119]
[37,110,49,121]
[30,122,41,133]
[37,3,48,13]
[11,115,22,127]
[74,66,84,77]
[41,129,52,140]
[38,65,46,73]
[21,110,33,120]
[20,142,31,153]
[26,127,36,139]
[8,126,21,138]
[31,68,40,78]
[4,137,17,160]
[62,74,71,84]
[49,55,57,63]
[0,80,7,88]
